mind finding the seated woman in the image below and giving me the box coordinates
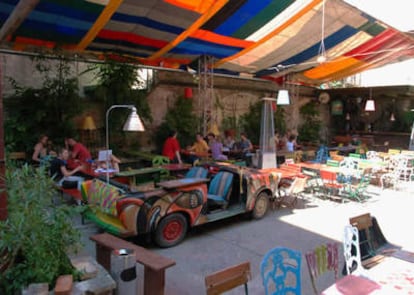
[32,134,56,166]
[49,147,85,190]
[97,154,121,172]
[207,133,228,161]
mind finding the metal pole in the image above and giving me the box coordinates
[105,105,134,183]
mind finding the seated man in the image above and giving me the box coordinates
[50,147,85,190]
[185,133,209,164]
[65,137,92,169]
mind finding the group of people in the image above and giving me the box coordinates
[274,130,301,152]
[31,135,121,190]
[162,130,254,164]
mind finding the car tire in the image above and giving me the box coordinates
[252,192,269,219]
[154,213,188,248]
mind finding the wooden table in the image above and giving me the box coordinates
[161,163,191,177]
[115,167,164,186]
[157,177,209,190]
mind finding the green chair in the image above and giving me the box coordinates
[152,155,170,166]
[152,155,170,180]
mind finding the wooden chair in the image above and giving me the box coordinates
[319,170,343,201]
[260,247,302,295]
[277,176,308,208]
[349,213,399,269]
[205,261,251,295]
[305,243,339,294]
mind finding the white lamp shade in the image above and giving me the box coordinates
[364,99,376,112]
[390,113,396,121]
[123,109,145,131]
[276,89,290,105]
[345,113,350,120]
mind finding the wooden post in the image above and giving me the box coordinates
[0,54,7,221]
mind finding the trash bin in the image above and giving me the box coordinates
[110,248,137,295]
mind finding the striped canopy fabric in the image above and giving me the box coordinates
[1,0,414,86]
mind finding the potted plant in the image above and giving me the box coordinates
[0,164,82,294]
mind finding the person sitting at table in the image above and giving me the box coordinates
[162,130,182,164]
[65,137,92,169]
[207,133,228,161]
[32,134,55,166]
[186,133,209,164]
[237,132,254,166]
[223,132,235,151]
[49,147,85,190]
[96,153,121,172]
[286,134,301,152]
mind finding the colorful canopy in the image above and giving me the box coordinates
[1,0,414,85]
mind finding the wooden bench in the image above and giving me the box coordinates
[90,233,176,295]
[205,261,251,295]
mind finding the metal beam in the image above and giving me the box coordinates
[0,0,40,42]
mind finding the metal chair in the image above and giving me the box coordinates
[305,243,339,294]
[277,176,308,208]
[343,225,365,275]
[260,247,302,295]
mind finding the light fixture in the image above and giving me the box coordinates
[390,99,396,121]
[81,115,97,131]
[364,88,375,112]
[346,113,350,121]
[105,105,145,182]
[122,108,145,131]
[317,0,327,64]
[276,90,290,105]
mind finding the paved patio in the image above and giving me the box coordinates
[74,184,414,295]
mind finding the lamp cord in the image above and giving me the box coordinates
[318,0,326,59]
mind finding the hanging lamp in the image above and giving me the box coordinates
[317,0,327,64]
[364,88,376,112]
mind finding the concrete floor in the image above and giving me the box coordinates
[73,184,414,295]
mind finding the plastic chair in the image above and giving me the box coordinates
[305,243,339,294]
[260,247,302,295]
[185,166,208,179]
[152,155,170,166]
[152,156,170,180]
[311,145,330,164]
[207,171,233,207]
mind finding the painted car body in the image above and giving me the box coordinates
[82,164,280,246]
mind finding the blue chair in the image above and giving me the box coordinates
[260,247,302,295]
[311,145,330,164]
[207,171,233,207]
[185,166,208,179]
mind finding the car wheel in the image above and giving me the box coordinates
[252,192,269,219]
[154,213,188,248]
